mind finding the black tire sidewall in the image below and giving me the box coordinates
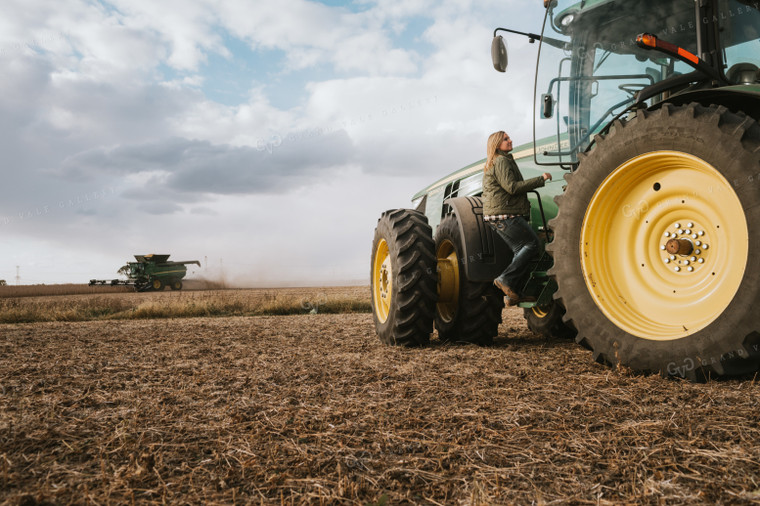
[371,213,398,342]
[434,213,504,345]
[370,209,436,346]
[523,300,574,339]
[433,214,464,337]
[556,104,760,373]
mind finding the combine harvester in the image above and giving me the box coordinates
[89,254,200,292]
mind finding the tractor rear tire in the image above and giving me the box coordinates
[371,209,437,346]
[548,103,760,380]
[151,279,164,291]
[434,213,504,345]
[523,300,576,340]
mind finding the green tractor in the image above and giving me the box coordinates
[370,0,760,380]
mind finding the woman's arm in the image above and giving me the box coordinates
[493,157,546,195]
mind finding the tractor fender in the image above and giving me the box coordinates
[444,196,511,283]
[651,87,760,122]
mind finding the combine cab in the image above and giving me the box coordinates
[371,0,760,380]
[90,254,201,291]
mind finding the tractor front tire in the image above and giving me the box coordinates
[549,103,760,380]
[371,209,437,346]
[151,279,164,291]
[523,300,576,340]
[434,213,504,345]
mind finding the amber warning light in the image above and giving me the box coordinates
[637,33,657,48]
[636,33,700,66]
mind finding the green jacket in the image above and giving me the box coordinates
[482,150,545,216]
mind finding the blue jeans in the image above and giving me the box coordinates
[488,216,539,293]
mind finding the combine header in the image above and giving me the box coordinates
[89,254,200,291]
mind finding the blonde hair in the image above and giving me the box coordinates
[484,131,505,172]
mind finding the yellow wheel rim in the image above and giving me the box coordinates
[372,239,392,323]
[581,150,748,340]
[436,239,460,323]
[531,305,550,318]
[152,279,162,289]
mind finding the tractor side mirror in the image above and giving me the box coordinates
[491,35,508,72]
[541,93,554,118]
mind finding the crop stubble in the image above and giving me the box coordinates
[1,287,760,505]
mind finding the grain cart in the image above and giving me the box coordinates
[370,0,760,380]
[89,254,200,291]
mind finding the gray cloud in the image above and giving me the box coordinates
[58,130,355,198]
[137,201,183,215]
[189,206,217,216]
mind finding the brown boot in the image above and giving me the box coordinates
[494,280,536,306]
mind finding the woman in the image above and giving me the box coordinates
[482,130,552,306]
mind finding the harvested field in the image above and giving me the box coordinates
[2,287,760,505]
[0,287,370,323]
[0,284,133,299]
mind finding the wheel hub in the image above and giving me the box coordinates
[372,239,392,323]
[660,222,709,274]
[436,240,460,323]
[379,259,390,299]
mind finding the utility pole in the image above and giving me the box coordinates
[15,265,20,286]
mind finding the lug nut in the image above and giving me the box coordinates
[688,267,694,272]
[690,256,697,262]
[674,266,681,272]
[685,229,691,235]
[664,232,671,237]
[703,244,709,250]
[695,241,702,246]
[698,231,705,236]
[695,249,701,255]
[660,245,666,250]
[698,258,705,264]
[670,255,676,260]
[687,222,694,228]
[664,258,670,264]
[674,223,681,228]
[692,234,697,239]
[683,260,690,266]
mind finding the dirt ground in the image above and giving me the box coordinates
[1,288,760,505]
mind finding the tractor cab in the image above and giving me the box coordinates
[494,0,760,167]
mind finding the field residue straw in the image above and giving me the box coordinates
[0,283,132,298]
[0,287,370,324]
[2,312,760,504]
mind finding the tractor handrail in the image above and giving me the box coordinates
[529,190,551,241]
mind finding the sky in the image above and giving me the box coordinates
[0,0,545,287]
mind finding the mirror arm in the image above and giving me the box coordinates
[493,27,567,49]
[493,27,541,43]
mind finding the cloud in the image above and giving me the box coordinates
[215,0,421,75]
[58,131,355,198]
[137,201,183,215]
[0,0,548,285]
